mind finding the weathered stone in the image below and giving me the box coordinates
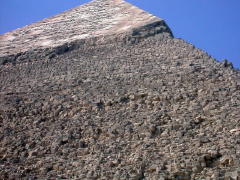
[225,168,240,180]
[0,0,239,179]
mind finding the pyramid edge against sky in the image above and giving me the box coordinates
[1,0,240,179]
[0,0,173,64]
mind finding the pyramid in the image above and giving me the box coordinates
[0,0,172,62]
[0,0,240,179]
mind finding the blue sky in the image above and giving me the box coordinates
[0,0,240,68]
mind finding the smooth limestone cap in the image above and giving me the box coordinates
[0,0,166,57]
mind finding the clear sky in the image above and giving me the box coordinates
[0,0,240,68]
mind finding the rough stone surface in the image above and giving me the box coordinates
[0,0,240,179]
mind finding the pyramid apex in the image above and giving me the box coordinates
[0,0,172,59]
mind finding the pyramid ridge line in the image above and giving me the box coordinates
[0,0,173,65]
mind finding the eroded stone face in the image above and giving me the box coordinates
[0,35,240,179]
[0,0,162,57]
[0,0,239,179]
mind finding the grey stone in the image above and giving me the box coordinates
[0,0,239,179]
